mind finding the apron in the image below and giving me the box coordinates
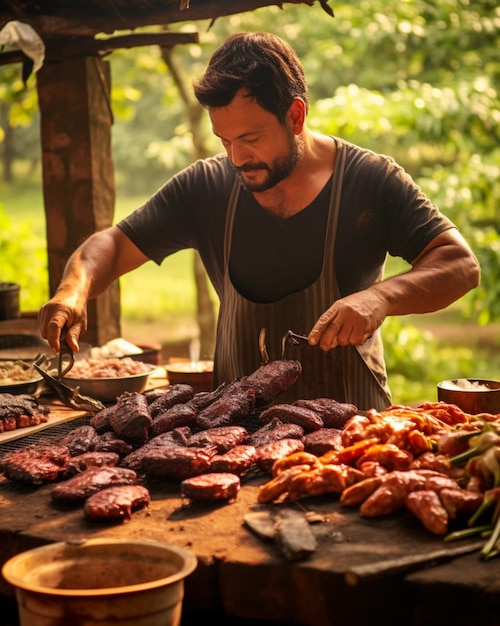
[213,139,392,411]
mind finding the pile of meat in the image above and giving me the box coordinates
[5,356,494,541]
[258,402,500,537]
[0,359,357,522]
[65,356,151,378]
[0,393,50,433]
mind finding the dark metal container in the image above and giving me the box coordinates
[0,282,20,320]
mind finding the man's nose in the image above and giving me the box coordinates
[229,143,249,168]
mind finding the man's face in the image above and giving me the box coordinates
[209,90,302,193]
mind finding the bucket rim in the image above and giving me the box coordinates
[1,538,197,597]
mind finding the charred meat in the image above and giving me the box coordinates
[188,425,248,454]
[148,384,195,418]
[259,404,324,433]
[84,484,151,521]
[241,359,302,405]
[141,446,215,480]
[109,392,152,442]
[0,393,50,433]
[293,398,358,429]
[62,451,120,478]
[0,445,70,484]
[209,445,258,475]
[246,417,304,448]
[181,472,241,502]
[51,466,138,502]
[59,425,101,456]
[195,384,255,430]
[150,403,197,437]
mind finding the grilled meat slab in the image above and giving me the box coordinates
[246,417,304,448]
[62,451,121,479]
[241,359,302,405]
[209,445,258,475]
[109,392,152,442]
[259,404,324,432]
[0,445,70,484]
[51,466,138,502]
[59,425,101,456]
[188,425,248,454]
[196,384,255,429]
[148,384,194,418]
[84,484,151,521]
[181,472,241,502]
[142,446,215,480]
[293,398,358,429]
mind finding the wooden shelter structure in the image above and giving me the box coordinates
[0,0,332,346]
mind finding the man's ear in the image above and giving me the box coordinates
[287,98,307,134]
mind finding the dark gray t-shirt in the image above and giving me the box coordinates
[117,139,455,302]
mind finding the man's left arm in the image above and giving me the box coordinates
[309,228,480,351]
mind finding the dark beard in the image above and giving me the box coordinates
[235,137,302,193]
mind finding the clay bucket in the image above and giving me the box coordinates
[2,538,197,626]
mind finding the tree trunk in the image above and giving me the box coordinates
[160,42,217,357]
[36,55,121,346]
[0,101,13,184]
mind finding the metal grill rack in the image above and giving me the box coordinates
[0,415,92,462]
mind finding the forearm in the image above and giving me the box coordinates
[56,232,124,302]
[309,229,480,351]
[39,227,148,351]
[374,232,480,316]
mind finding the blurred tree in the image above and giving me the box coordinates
[159,40,216,358]
[0,0,498,328]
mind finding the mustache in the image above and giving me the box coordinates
[234,163,269,173]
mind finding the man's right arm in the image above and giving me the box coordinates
[38,226,149,353]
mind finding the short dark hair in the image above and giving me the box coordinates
[193,32,308,124]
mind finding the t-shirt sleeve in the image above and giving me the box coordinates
[336,143,457,296]
[380,160,456,264]
[116,156,233,289]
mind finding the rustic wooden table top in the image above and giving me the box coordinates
[1,397,500,626]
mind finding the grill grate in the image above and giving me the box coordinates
[0,415,92,461]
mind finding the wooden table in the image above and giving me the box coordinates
[1,398,500,625]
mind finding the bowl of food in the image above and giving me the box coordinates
[62,357,159,403]
[437,378,500,415]
[89,338,162,365]
[0,360,43,395]
[165,359,214,393]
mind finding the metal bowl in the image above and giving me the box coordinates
[0,359,44,395]
[437,379,500,415]
[62,364,159,403]
[0,377,43,396]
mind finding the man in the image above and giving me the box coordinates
[38,32,480,410]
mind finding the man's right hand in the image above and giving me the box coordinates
[38,294,87,354]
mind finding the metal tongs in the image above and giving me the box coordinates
[32,341,105,413]
[281,330,309,360]
[258,328,309,362]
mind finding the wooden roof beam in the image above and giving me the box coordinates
[0,30,199,67]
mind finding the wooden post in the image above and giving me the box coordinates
[36,55,121,347]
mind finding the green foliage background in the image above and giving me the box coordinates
[1,0,499,404]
